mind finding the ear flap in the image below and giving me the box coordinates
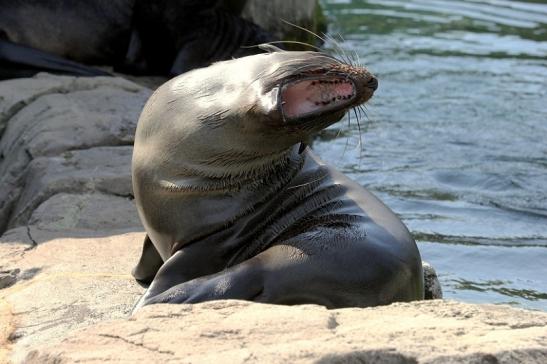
[258,43,284,53]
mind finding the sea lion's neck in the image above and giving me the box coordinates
[164,146,306,256]
[159,144,304,194]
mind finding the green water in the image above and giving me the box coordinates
[316,0,547,310]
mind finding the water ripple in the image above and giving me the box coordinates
[319,0,547,310]
[364,0,547,28]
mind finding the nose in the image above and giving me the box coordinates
[367,76,378,91]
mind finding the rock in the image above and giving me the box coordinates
[0,73,150,234]
[0,74,149,363]
[22,300,547,364]
[0,269,19,289]
[423,261,443,300]
[28,193,140,232]
[8,146,134,229]
[0,227,145,363]
[0,73,145,138]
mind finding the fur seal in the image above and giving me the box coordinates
[132,49,424,310]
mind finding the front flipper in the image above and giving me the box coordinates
[132,235,163,284]
[133,248,264,312]
[133,226,424,312]
[0,39,111,80]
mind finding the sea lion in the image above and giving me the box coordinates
[0,0,134,78]
[0,0,274,79]
[131,48,424,310]
[0,39,112,79]
[125,0,275,76]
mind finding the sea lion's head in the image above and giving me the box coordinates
[263,50,377,129]
[134,50,377,177]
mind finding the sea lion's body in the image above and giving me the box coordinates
[132,50,424,309]
[0,0,133,78]
[0,0,273,79]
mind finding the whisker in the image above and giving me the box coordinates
[291,64,322,73]
[350,47,362,68]
[343,110,352,157]
[274,22,354,69]
[357,105,366,120]
[360,105,370,121]
[242,40,322,52]
[280,19,329,44]
[287,173,328,190]
[324,32,353,66]
[353,108,364,165]
[335,33,357,66]
[310,54,344,65]
[355,51,363,67]
[330,33,356,67]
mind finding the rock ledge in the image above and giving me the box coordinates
[23,300,547,364]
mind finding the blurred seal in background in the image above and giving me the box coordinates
[0,0,275,79]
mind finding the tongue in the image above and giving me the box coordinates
[281,79,354,119]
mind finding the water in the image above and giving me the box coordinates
[316,0,547,310]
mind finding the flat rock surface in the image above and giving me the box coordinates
[23,300,547,364]
[0,227,145,363]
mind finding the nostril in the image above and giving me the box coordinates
[367,77,378,91]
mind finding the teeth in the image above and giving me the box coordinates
[307,78,354,107]
[310,79,352,85]
[313,94,354,106]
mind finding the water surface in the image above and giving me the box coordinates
[317,0,547,310]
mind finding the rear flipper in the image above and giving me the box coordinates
[132,235,164,285]
[0,39,111,80]
[133,257,442,312]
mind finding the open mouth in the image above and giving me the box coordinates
[279,75,356,121]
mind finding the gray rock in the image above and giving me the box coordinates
[0,268,19,289]
[8,146,133,229]
[423,261,443,300]
[0,73,145,138]
[29,192,141,232]
[0,74,150,233]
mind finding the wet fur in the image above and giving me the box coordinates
[131,50,424,310]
